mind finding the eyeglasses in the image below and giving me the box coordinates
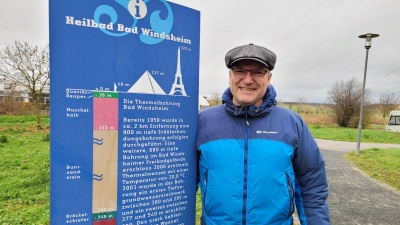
[231,68,270,79]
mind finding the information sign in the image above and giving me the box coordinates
[49,1,200,224]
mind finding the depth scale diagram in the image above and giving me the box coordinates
[93,91,118,224]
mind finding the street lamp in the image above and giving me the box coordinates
[356,33,379,156]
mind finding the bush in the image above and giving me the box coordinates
[42,133,50,142]
[0,102,34,115]
[347,105,374,128]
[0,134,8,143]
[300,114,336,125]
[313,124,322,129]
[303,105,313,114]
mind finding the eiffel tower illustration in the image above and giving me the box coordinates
[169,47,188,96]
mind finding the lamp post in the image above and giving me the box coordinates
[356,33,379,156]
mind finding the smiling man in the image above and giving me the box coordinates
[197,44,331,225]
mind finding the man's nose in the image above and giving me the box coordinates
[242,71,253,83]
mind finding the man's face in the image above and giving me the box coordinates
[229,59,272,107]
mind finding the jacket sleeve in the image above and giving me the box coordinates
[292,118,331,225]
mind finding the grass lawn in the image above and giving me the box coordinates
[309,124,400,144]
[346,148,400,190]
[0,116,399,224]
[0,116,50,224]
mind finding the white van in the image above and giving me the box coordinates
[386,111,400,132]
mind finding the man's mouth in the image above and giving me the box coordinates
[240,87,256,91]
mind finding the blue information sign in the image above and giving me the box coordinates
[49,1,200,224]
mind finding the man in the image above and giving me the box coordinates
[197,43,330,225]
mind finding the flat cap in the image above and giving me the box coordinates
[225,43,277,70]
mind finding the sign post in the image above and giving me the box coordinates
[50,1,200,224]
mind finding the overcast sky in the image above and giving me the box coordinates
[1,0,399,103]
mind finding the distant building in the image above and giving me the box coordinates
[0,76,49,103]
[199,95,210,111]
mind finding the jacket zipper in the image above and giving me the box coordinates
[285,172,295,217]
[242,114,249,225]
[203,169,209,214]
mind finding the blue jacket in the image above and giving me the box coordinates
[197,86,330,225]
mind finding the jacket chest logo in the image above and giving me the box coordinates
[255,130,278,134]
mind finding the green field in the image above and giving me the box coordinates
[0,116,50,224]
[309,124,400,143]
[0,115,399,224]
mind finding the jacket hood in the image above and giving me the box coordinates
[222,85,277,117]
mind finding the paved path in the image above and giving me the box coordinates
[315,139,400,225]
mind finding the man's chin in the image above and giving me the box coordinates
[236,99,255,107]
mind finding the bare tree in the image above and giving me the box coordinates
[298,97,307,104]
[378,93,399,124]
[326,77,372,127]
[0,40,49,129]
[296,97,307,113]
[208,92,222,106]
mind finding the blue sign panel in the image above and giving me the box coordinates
[49,1,200,224]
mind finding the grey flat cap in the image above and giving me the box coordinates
[225,43,277,70]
